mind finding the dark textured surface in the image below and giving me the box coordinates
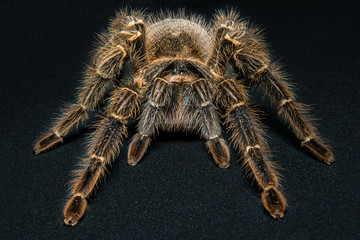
[1,1,359,239]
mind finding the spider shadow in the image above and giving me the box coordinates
[248,86,314,159]
[61,127,93,146]
[142,129,207,164]
[258,104,321,163]
[235,88,310,197]
[152,130,202,144]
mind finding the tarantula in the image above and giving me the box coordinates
[34,9,334,226]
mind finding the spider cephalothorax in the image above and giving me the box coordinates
[34,9,334,226]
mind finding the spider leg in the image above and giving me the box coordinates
[34,13,146,154]
[210,14,334,165]
[254,68,334,164]
[127,77,170,166]
[129,76,229,168]
[191,79,230,168]
[64,85,140,226]
[127,133,151,166]
[216,78,286,218]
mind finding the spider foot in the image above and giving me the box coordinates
[64,195,87,226]
[261,188,286,219]
[206,137,230,168]
[33,133,63,154]
[128,133,150,166]
[302,139,335,165]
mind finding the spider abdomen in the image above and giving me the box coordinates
[146,18,212,61]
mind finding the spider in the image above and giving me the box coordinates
[34,8,334,226]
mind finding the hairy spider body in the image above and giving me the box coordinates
[34,9,334,226]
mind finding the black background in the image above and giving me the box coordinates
[1,0,359,239]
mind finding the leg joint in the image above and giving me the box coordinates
[229,101,247,111]
[127,18,144,28]
[278,98,293,108]
[73,192,86,198]
[255,64,269,75]
[220,20,235,31]
[200,101,212,108]
[53,131,64,142]
[149,100,162,109]
[110,113,127,121]
[91,154,106,163]
[119,87,139,97]
[209,135,220,140]
[245,144,261,154]
[301,136,315,145]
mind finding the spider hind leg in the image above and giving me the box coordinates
[257,68,335,165]
[302,138,334,165]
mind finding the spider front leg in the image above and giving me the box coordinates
[216,79,286,218]
[128,77,230,168]
[64,85,140,226]
[127,77,169,166]
[34,14,146,154]
[191,79,230,168]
